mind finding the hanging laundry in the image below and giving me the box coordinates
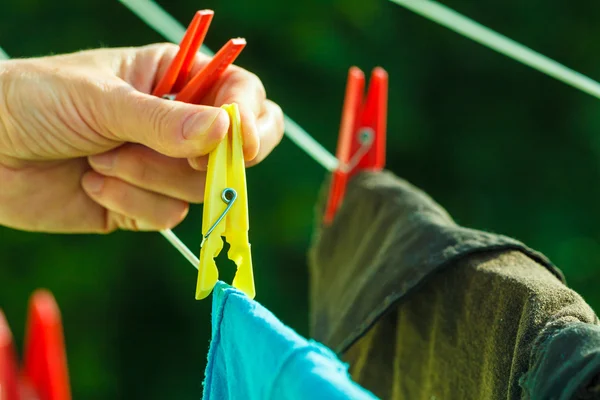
[202,281,378,400]
[309,170,600,399]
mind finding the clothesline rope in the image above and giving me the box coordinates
[118,0,339,172]
[160,230,199,267]
[4,0,600,268]
[109,0,600,269]
[390,0,600,100]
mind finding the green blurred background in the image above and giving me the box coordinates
[1,0,600,398]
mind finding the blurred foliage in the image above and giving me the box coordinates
[1,0,600,398]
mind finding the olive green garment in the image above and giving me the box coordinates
[308,171,600,399]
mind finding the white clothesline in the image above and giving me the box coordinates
[3,0,599,269]
[390,0,600,100]
[118,0,600,268]
[118,0,340,172]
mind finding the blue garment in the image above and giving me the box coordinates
[203,281,378,400]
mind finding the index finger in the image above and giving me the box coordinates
[209,67,266,117]
[190,60,266,158]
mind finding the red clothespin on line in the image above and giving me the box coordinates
[152,9,246,103]
[323,67,388,225]
[0,290,70,400]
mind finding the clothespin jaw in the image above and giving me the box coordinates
[196,104,255,300]
[350,67,387,173]
[0,291,70,400]
[22,290,70,400]
[176,39,246,104]
[152,10,246,105]
[152,10,214,98]
[0,311,19,400]
[323,66,388,225]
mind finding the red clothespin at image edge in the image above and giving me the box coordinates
[0,290,70,400]
[152,9,246,103]
[323,66,388,225]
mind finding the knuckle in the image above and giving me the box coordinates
[105,179,131,209]
[108,212,131,231]
[168,203,189,228]
[120,147,152,185]
[101,214,119,234]
[96,83,131,136]
[99,79,129,100]
[119,214,139,231]
[153,209,183,231]
[128,218,141,231]
[225,69,266,101]
[246,70,261,83]
[158,42,179,54]
[157,220,174,231]
[0,68,18,154]
[156,43,180,65]
[187,181,206,203]
[269,100,285,137]
[148,100,175,149]
[132,161,151,185]
[248,72,266,99]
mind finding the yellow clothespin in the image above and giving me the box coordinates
[196,103,255,300]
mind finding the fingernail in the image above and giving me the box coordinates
[175,205,189,224]
[189,156,209,171]
[243,118,260,161]
[197,157,209,170]
[182,109,228,144]
[164,205,189,230]
[84,173,105,194]
[192,156,208,171]
[90,152,116,171]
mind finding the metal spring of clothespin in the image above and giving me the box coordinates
[200,188,237,249]
[341,128,375,173]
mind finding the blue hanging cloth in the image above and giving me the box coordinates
[203,281,378,400]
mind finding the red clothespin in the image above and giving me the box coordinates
[0,311,20,400]
[323,67,388,225]
[153,10,246,103]
[0,290,70,400]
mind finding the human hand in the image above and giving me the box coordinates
[0,44,284,233]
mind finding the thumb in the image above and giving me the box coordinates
[96,85,230,158]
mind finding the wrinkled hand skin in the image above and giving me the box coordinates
[0,44,284,233]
